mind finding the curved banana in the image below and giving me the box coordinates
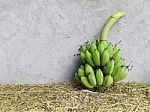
[88,73,97,86]
[114,58,125,68]
[85,50,95,66]
[85,64,94,76]
[101,41,108,48]
[80,51,86,64]
[90,42,97,54]
[111,65,120,77]
[86,42,91,51]
[98,42,105,55]
[112,46,119,54]
[112,49,121,61]
[103,59,114,75]
[107,43,114,56]
[113,66,128,83]
[96,69,103,86]
[101,49,110,66]
[80,45,86,53]
[103,75,113,87]
[75,73,80,82]
[78,68,85,77]
[93,49,100,66]
[80,65,85,70]
[81,77,94,89]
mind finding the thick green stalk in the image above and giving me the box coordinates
[100,12,126,41]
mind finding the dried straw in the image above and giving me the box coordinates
[0,82,149,112]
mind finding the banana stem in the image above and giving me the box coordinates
[100,12,126,41]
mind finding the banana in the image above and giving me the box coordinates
[80,65,85,70]
[98,42,105,55]
[103,75,113,87]
[93,49,100,66]
[112,46,119,54]
[107,43,114,56]
[80,45,86,53]
[101,49,110,66]
[86,42,91,51]
[96,69,103,86]
[103,59,114,75]
[114,58,125,68]
[78,68,85,77]
[75,73,80,82]
[81,77,94,89]
[85,50,95,66]
[85,64,94,76]
[113,66,128,83]
[111,65,120,77]
[111,58,125,76]
[80,51,86,64]
[100,41,108,48]
[90,42,97,54]
[88,73,97,86]
[112,49,121,61]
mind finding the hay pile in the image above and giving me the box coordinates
[0,82,149,112]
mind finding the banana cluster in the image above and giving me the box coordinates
[75,12,130,90]
[75,41,128,89]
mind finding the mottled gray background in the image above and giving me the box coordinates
[0,0,150,83]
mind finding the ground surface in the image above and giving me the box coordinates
[0,82,149,112]
[0,0,150,83]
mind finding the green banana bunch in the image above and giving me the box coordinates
[75,11,131,91]
[74,64,113,89]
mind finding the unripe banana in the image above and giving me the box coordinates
[101,49,110,66]
[96,69,103,86]
[107,43,114,56]
[80,65,85,70]
[93,49,100,66]
[80,45,86,53]
[103,59,114,75]
[80,51,86,64]
[85,50,95,66]
[78,68,85,77]
[114,58,125,68]
[113,66,128,83]
[86,42,91,51]
[112,46,119,54]
[111,59,125,77]
[111,66,120,77]
[88,73,97,86]
[103,75,113,87]
[90,42,97,54]
[75,73,80,82]
[112,49,121,61]
[81,77,94,89]
[85,64,94,76]
[98,42,105,55]
[100,41,108,48]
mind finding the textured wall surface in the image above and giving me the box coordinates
[0,0,150,83]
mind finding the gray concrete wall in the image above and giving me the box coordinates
[0,0,150,83]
